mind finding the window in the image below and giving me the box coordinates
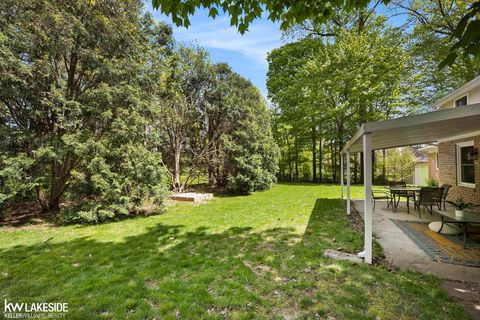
[454,95,468,107]
[456,141,475,188]
[435,153,439,170]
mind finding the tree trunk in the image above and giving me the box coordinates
[173,142,181,191]
[318,135,322,182]
[294,136,299,181]
[382,149,386,184]
[372,150,376,183]
[36,187,48,211]
[48,160,69,212]
[360,151,364,184]
[311,126,317,182]
[208,153,216,186]
[331,141,336,183]
[354,153,358,184]
[26,141,48,211]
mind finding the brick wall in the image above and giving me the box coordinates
[438,136,480,205]
[427,153,439,180]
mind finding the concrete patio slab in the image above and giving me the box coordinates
[353,200,480,319]
[353,199,479,282]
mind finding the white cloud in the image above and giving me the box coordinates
[145,4,283,99]
[172,16,282,66]
[145,3,283,67]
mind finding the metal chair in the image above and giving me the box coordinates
[388,181,406,188]
[439,184,451,210]
[372,188,393,210]
[414,187,443,218]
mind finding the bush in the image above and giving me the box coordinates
[60,144,169,224]
[0,155,37,208]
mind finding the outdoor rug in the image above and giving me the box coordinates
[391,219,480,267]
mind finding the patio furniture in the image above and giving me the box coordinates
[414,187,443,218]
[439,184,451,210]
[387,182,405,207]
[389,186,421,214]
[388,181,406,188]
[434,209,480,248]
[371,187,393,210]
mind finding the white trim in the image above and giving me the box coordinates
[340,153,344,199]
[435,75,480,108]
[363,133,373,264]
[346,151,351,215]
[453,92,469,108]
[438,130,480,143]
[435,152,439,170]
[343,104,480,153]
[456,141,476,188]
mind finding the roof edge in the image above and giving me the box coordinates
[434,75,480,107]
[341,103,480,153]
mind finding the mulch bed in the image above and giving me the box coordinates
[0,201,56,228]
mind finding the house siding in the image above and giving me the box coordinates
[438,136,480,205]
[471,86,480,105]
[427,153,439,180]
[440,86,480,109]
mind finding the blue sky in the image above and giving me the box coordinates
[145,3,407,100]
[145,3,283,99]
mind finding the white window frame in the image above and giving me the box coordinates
[453,93,469,108]
[435,152,439,170]
[456,140,475,188]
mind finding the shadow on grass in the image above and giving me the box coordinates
[0,199,467,319]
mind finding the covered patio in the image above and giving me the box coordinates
[354,200,480,319]
[340,103,480,264]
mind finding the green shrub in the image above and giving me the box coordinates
[60,144,169,224]
[425,176,439,187]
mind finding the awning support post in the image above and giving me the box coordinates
[363,133,373,264]
[340,153,344,199]
[346,151,351,215]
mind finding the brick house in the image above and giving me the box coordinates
[417,77,480,205]
[342,80,480,263]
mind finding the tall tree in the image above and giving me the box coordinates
[391,0,480,106]
[269,14,413,182]
[0,0,170,215]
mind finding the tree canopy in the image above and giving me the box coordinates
[151,0,480,66]
[0,0,278,223]
[268,13,416,183]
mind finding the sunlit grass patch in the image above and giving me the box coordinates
[0,183,467,319]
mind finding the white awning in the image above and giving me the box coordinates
[341,103,480,264]
[343,104,480,153]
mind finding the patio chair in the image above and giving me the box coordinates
[414,187,443,218]
[438,184,451,210]
[388,181,406,188]
[372,188,393,210]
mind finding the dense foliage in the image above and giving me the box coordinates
[152,0,480,67]
[151,47,278,193]
[268,2,480,183]
[0,0,277,222]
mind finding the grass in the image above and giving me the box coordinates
[0,183,467,319]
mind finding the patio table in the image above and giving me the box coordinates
[434,209,480,248]
[389,186,421,213]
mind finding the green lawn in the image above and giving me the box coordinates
[0,183,467,319]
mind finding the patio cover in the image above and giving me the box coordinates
[340,103,480,264]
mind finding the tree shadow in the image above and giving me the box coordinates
[0,199,467,319]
